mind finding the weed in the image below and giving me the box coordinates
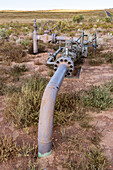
[72,15,84,23]
[88,17,96,22]
[0,42,26,63]
[48,70,54,77]
[57,20,62,29]
[100,52,113,64]
[104,80,113,93]
[83,147,109,170]
[88,59,104,66]
[54,93,91,128]
[0,134,38,163]
[57,134,109,170]
[0,28,8,38]
[89,130,101,146]
[5,78,113,128]
[105,17,112,23]
[0,135,19,162]
[81,85,113,110]
[9,65,28,81]
[5,85,21,94]
[5,74,48,128]
[0,76,7,95]
[69,32,75,36]
[5,76,90,128]
[22,39,30,47]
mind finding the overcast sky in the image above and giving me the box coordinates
[0,0,113,10]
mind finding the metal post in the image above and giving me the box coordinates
[33,19,38,54]
[38,64,67,157]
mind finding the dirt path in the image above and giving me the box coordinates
[60,62,113,93]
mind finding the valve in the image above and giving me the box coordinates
[42,21,59,35]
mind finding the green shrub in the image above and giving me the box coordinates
[0,28,8,38]
[60,21,67,29]
[7,29,13,36]
[69,32,75,36]
[72,15,84,23]
[105,17,112,23]
[57,20,62,28]
[88,17,96,22]
[9,65,28,81]
[104,80,113,93]
[22,39,30,47]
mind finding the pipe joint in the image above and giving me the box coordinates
[54,57,74,77]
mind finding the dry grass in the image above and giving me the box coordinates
[0,42,26,63]
[0,9,108,24]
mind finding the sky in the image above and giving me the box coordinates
[0,0,113,11]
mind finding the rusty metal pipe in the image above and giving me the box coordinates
[38,64,67,157]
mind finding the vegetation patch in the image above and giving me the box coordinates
[100,52,113,64]
[0,76,7,95]
[0,135,38,163]
[72,15,84,23]
[0,42,26,63]
[88,58,104,66]
[55,134,109,170]
[5,74,48,128]
[81,81,113,111]
[88,47,113,66]
[5,74,113,128]
[9,64,28,81]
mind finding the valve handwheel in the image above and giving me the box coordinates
[42,21,59,35]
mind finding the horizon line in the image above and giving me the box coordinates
[0,8,112,12]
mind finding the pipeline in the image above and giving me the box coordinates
[47,47,63,65]
[33,19,38,54]
[52,47,63,60]
[38,64,67,157]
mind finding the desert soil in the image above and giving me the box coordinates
[0,37,113,169]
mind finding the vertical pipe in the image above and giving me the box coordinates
[81,31,84,54]
[95,32,97,52]
[33,19,38,54]
[38,64,67,157]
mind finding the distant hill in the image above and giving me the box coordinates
[0,9,107,13]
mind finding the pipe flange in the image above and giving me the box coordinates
[54,57,74,77]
